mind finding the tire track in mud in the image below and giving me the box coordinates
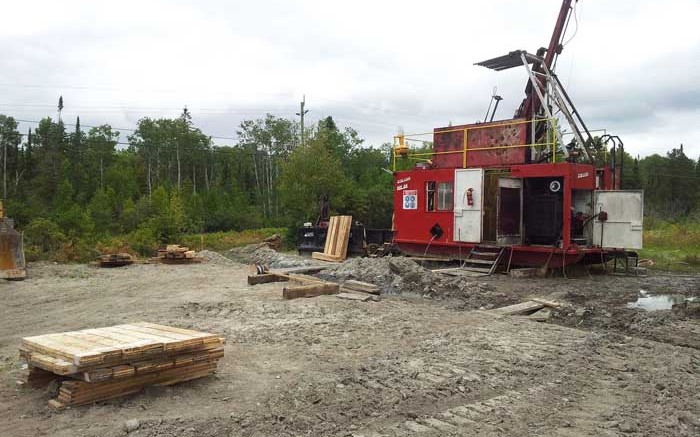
[161,284,699,437]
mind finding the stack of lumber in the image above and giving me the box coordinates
[247,269,340,299]
[154,245,203,264]
[18,322,224,409]
[96,252,134,267]
[312,215,352,262]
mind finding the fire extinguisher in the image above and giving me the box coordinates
[466,188,474,206]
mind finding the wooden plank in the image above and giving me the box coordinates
[22,350,77,375]
[334,215,352,261]
[433,268,489,278]
[325,216,339,254]
[311,252,344,262]
[527,308,552,321]
[336,292,372,302]
[323,216,343,259]
[491,301,545,316]
[282,283,340,299]
[49,334,123,363]
[133,323,223,341]
[311,215,352,262]
[247,273,289,285]
[271,266,327,275]
[343,280,380,295]
[286,273,327,284]
[21,335,105,366]
[530,298,562,308]
[116,324,198,342]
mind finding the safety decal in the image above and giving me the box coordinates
[403,190,418,210]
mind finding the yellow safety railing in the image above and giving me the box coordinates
[392,117,559,171]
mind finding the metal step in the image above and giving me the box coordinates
[469,251,499,258]
[463,258,497,266]
[460,266,493,273]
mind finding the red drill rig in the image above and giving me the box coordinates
[391,0,642,273]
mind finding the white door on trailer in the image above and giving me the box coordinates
[593,190,644,249]
[453,168,484,242]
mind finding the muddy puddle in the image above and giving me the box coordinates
[626,291,697,311]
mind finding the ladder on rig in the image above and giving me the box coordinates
[460,245,506,276]
[433,245,506,278]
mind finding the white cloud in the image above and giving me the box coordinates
[0,0,698,157]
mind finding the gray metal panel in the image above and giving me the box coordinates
[474,50,534,71]
[592,190,644,249]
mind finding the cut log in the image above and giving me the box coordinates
[282,283,340,299]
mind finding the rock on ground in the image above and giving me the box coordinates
[319,256,499,307]
[196,250,234,265]
[223,243,312,269]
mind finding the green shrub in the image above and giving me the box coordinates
[24,218,67,254]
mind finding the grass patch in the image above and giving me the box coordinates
[640,221,700,272]
[180,228,288,252]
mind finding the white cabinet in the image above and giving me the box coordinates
[593,190,644,249]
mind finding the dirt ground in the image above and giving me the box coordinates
[1,254,700,437]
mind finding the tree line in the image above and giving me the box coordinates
[0,108,697,258]
[0,110,393,258]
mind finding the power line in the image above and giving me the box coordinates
[13,118,238,141]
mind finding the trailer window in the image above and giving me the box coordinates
[426,181,436,211]
[437,182,453,211]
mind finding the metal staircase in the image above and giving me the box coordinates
[460,245,506,276]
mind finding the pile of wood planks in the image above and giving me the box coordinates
[312,215,352,262]
[247,269,340,299]
[95,252,135,267]
[154,245,203,264]
[18,322,224,409]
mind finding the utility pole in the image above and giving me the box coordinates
[296,95,309,146]
[57,95,64,123]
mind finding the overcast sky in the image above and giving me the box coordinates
[1,0,699,157]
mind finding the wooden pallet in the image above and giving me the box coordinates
[312,215,352,262]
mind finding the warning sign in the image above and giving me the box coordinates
[403,190,418,210]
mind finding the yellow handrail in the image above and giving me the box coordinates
[392,117,559,171]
